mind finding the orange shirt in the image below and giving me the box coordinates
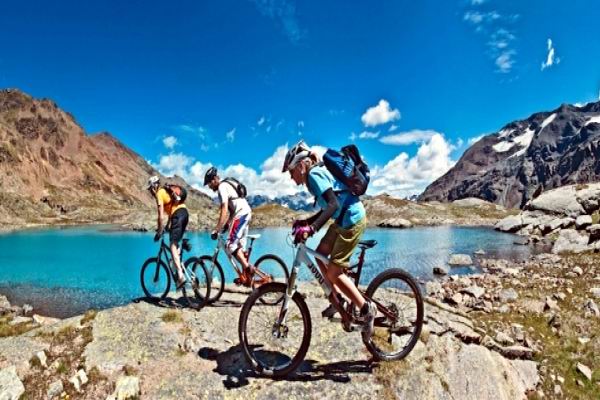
[156,188,186,217]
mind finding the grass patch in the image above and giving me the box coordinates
[473,253,600,399]
[81,309,97,325]
[161,310,183,323]
[0,316,36,338]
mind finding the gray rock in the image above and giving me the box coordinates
[575,215,593,230]
[0,295,10,310]
[112,376,140,400]
[461,285,486,299]
[377,217,413,229]
[46,380,63,399]
[521,299,545,314]
[448,254,473,266]
[576,362,592,381]
[452,197,492,207]
[590,288,600,298]
[433,265,448,276]
[501,345,534,360]
[545,297,560,311]
[584,299,600,317]
[573,266,584,276]
[68,375,81,392]
[528,185,586,217]
[575,185,600,214]
[8,316,32,326]
[551,229,590,254]
[76,369,88,386]
[0,366,25,400]
[35,350,48,369]
[498,288,519,303]
[425,281,442,296]
[495,215,525,233]
[474,249,486,255]
[21,304,33,316]
[587,224,600,242]
[495,332,515,346]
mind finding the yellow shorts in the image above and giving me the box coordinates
[319,217,366,269]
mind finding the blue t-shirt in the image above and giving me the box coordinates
[307,165,366,229]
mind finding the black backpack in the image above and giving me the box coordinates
[221,177,247,199]
[164,184,187,204]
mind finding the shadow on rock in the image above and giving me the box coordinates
[132,296,194,310]
[199,345,373,389]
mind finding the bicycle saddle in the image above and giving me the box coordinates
[247,234,261,240]
[358,240,377,249]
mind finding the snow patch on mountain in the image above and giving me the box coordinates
[585,115,600,126]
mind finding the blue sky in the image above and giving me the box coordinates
[1,0,599,197]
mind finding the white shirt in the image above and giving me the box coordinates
[218,181,251,220]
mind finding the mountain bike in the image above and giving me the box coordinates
[194,229,289,305]
[238,232,424,377]
[140,235,211,310]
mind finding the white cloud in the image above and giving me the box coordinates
[177,124,206,138]
[361,99,401,127]
[464,10,500,25]
[370,134,455,198]
[226,128,236,143]
[298,120,304,128]
[456,138,464,148]
[495,50,516,73]
[471,0,486,4]
[541,38,560,71]
[379,129,438,146]
[349,132,357,141]
[359,131,380,139]
[251,0,306,45]
[152,143,327,199]
[389,124,398,132]
[257,116,266,126]
[468,135,485,145]
[162,136,178,149]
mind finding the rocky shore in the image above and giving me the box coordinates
[2,246,598,399]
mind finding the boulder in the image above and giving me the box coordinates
[111,376,140,400]
[575,215,593,230]
[47,380,63,399]
[495,215,526,233]
[452,198,492,207]
[586,224,600,242]
[575,183,600,214]
[576,363,593,381]
[448,254,473,266]
[461,285,485,299]
[584,299,600,317]
[377,218,413,229]
[0,366,25,400]
[0,295,10,310]
[527,185,586,217]
[433,266,448,276]
[590,288,600,298]
[498,288,519,303]
[551,229,590,254]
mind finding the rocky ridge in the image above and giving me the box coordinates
[420,101,600,209]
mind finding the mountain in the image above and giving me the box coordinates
[0,88,212,227]
[247,191,316,211]
[419,101,600,208]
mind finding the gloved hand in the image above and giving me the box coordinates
[292,219,308,230]
[210,231,218,240]
[293,225,314,244]
[153,230,162,242]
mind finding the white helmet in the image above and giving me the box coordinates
[146,175,160,189]
[282,140,311,172]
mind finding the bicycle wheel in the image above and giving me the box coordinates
[253,254,289,305]
[197,255,225,304]
[238,282,311,377]
[363,268,424,362]
[140,257,171,301]
[183,257,211,310]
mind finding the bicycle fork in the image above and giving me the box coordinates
[272,265,298,338]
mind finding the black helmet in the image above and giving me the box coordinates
[204,167,218,185]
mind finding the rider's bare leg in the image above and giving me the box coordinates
[325,263,365,309]
[315,242,346,301]
[234,247,251,270]
[170,242,185,283]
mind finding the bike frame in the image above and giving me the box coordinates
[277,241,396,330]
[154,238,190,283]
[208,234,268,282]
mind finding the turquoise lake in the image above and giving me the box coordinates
[0,225,537,317]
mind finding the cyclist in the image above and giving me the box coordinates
[146,176,189,288]
[204,167,254,285]
[282,141,376,336]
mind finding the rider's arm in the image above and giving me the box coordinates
[310,189,338,232]
[216,203,229,232]
[303,211,323,226]
[156,200,165,232]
